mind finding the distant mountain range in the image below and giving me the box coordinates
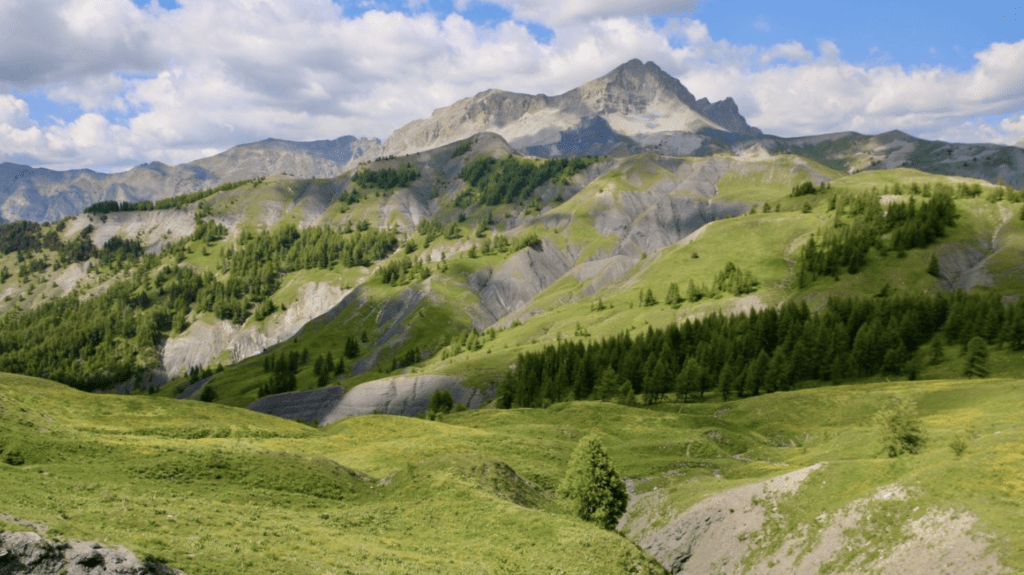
[2,59,1023,223]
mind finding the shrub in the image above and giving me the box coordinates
[875,397,926,457]
[949,433,968,457]
[428,388,454,415]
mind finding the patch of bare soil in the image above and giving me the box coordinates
[623,468,1010,575]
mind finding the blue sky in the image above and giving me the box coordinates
[1,0,1022,172]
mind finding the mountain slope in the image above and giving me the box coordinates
[382,59,759,159]
[0,136,382,223]
[764,130,1024,188]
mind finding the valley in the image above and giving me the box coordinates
[1,60,1023,573]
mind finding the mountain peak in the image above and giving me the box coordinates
[580,59,700,110]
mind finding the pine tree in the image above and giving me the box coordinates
[594,366,618,401]
[665,282,681,305]
[557,435,627,530]
[927,254,941,277]
[963,336,989,379]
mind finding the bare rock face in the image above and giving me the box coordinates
[246,375,494,425]
[161,282,349,377]
[468,237,577,325]
[383,59,759,158]
[0,531,183,575]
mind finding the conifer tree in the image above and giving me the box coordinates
[665,282,681,305]
[557,435,627,530]
[594,367,618,401]
[964,336,989,379]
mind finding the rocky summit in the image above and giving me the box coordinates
[383,59,759,158]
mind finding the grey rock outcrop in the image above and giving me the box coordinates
[162,282,349,377]
[246,375,493,425]
[468,237,577,324]
[382,59,759,159]
[0,531,183,575]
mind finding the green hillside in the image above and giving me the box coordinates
[1,370,1020,573]
[0,140,1020,412]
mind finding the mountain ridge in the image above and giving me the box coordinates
[3,59,1024,222]
[382,59,758,158]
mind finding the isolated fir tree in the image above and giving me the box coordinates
[558,435,627,530]
[963,336,989,379]
[927,254,941,277]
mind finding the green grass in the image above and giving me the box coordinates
[3,372,1022,573]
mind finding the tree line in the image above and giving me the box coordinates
[459,155,599,206]
[0,221,398,390]
[497,291,1022,408]
[83,178,262,215]
[798,190,956,282]
[351,165,419,190]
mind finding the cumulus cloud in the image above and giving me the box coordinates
[455,0,702,27]
[1,1,1023,171]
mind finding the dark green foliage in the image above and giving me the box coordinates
[459,155,599,206]
[497,291,1024,409]
[798,191,957,281]
[451,139,473,158]
[557,435,627,530]
[0,221,45,254]
[964,336,989,379]
[428,388,454,415]
[511,232,541,252]
[791,180,827,197]
[712,262,759,296]
[927,254,941,277]
[83,178,259,214]
[258,352,300,397]
[875,398,926,457]
[351,164,419,190]
[181,224,397,323]
[390,347,422,371]
[314,353,336,387]
[344,337,360,359]
[377,256,431,285]
[199,384,218,402]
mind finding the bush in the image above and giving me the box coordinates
[557,435,627,530]
[428,388,454,415]
[949,433,969,457]
[199,384,218,403]
[875,397,926,457]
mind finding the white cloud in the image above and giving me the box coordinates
[1,1,1024,172]
[0,95,34,130]
[457,0,702,27]
[752,16,770,33]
